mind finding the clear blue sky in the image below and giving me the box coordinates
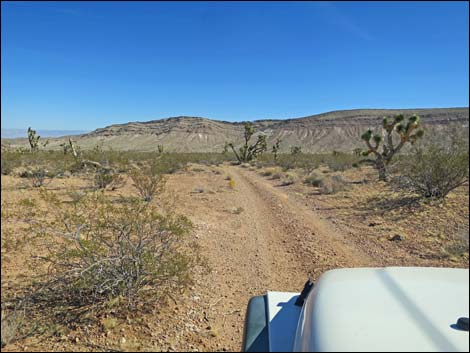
[1,1,469,130]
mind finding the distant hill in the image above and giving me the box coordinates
[2,108,468,153]
[1,129,88,139]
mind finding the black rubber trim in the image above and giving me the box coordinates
[295,279,314,307]
[242,295,269,352]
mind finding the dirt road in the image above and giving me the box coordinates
[2,163,466,352]
[168,165,379,351]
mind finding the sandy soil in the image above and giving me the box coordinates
[1,164,468,352]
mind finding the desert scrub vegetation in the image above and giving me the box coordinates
[279,171,298,186]
[130,163,167,201]
[392,133,469,199]
[21,167,50,188]
[1,306,39,348]
[304,173,323,187]
[318,175,348,194]
[256,152,364,172]
[2,190,199,330]
[303,173,348,194]
[93,167,125,190]
[323,152,363,172]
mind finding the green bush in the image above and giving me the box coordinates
[130,164,166,201]
[33,192,196,311]
[1,158,14,175]
[93,168,124,190]
[393,135,469,199]
[324,153,359,171]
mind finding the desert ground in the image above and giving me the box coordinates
[1,155,468,352]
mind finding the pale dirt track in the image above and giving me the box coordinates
[168,165,379,351]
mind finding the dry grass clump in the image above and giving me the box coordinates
[259,168,275,177]
[279,171,298,186]
[304,173,323,187]
[303,172,348,194]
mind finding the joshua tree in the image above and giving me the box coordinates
[27,127,48,152]
[60,139,103,170]
[60,138,80,159]
[272,138,282,163]
[222,142,229,154]
[290,146,302,155]
[361,114,424,181]
[226,123,267,163]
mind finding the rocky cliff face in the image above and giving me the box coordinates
[5,108,469,152]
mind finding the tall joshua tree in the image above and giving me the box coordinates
[272,138,282,163]
[227,123,267,163]
[27,127,41,152]
[361,114,424,181]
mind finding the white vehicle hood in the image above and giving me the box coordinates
[293,267,469,352]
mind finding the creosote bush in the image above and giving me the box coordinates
[23,167,49,188]
[93,167,124,190]
[392,134,469,199]
[130,163,167,201]
[33,191,196,311]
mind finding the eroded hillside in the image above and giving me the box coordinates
[3,108,469,152]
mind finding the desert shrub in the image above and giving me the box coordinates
[319,175,348,194]
[191,167,205,172]
[130,164,166,201]
[1,159,14,175]
[304,173,323,187]
[323,153,361,172]
[260,168,276,177]
[1,306,38,348]
[31,192,195,311]
[93,167,124,190]
[392,135,469,199]
[23,167,49,187]
[280,171,297,186]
